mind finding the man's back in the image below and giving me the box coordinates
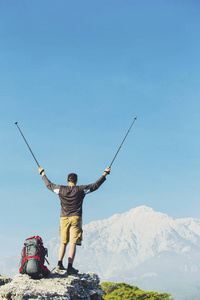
[59,185,85,217]
[42,175,106,217]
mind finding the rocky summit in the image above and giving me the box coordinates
[0,271,103,300]
[0,276,12,287]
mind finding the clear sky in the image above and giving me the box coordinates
[1,0,200,256]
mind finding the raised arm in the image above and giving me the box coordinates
[82,166,111,195]
[39,166,61,195]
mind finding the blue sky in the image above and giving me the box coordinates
[1,0,200,256]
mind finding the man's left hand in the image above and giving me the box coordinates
[103,166,111,176]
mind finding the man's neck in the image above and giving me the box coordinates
[68,182,76,187]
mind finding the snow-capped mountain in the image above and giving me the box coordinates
[47,206,200,299]
[1,206,200,299]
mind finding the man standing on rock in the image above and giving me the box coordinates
[39,166,110,275]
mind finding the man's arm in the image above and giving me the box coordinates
[83,166,111,195]
[39,167,61,195]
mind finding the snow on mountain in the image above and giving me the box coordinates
[79,205,200,267]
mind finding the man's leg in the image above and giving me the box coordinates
[68,242,76,265]
[57,243,67,270]
[67,242,78,274]
[67,217,82,274]
[59,243,67,261]
[57,217,70,270]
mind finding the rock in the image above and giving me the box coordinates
[0,271,103,300]
[0,276,12,286]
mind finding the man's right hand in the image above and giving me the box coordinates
[39,166,45,176]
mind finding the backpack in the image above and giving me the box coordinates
[19,236,50,279]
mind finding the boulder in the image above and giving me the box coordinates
[0,271,103,300]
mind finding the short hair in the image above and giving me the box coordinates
[67,173,78,183]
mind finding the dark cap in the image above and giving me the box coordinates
[67,173,78,183]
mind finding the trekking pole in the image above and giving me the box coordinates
[109,116,137,168]
[15,122,41,169]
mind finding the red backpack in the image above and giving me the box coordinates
[19,236,50,279]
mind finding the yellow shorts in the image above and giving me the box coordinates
[59,216,82,245]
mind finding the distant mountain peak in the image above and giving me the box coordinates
[128,205,155,214]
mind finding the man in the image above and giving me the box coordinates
[39,166,110,274]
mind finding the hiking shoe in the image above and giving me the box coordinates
[56,264,67,271]
[67,267,79,275]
